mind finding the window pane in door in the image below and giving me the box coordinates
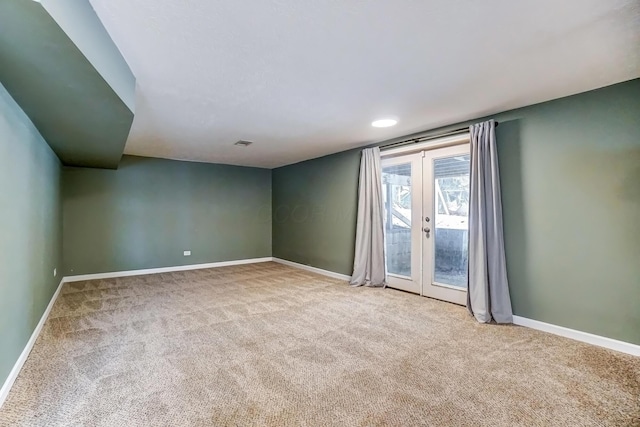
[382,163,412,277]
[433,155,470,287]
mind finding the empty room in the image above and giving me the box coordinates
[1,0,639,426]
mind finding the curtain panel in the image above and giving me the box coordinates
[467,120,513,323]
[350,147,386,287]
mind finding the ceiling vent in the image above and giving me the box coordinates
[234,140,253,147]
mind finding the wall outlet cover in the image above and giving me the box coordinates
[183,250,191,256]
[53,268,57,277]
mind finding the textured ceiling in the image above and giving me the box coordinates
[89,0,640,168]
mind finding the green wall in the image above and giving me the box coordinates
[41,0,136,112]
[0,0,134,169]
[63,156,272,275]
[0,83,62,386]
[272,79,640,345]
[273,149,361,275]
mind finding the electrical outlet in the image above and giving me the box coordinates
[183,250,191,256]
[53,268,57,277]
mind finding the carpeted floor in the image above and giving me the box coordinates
[0,262,638,426]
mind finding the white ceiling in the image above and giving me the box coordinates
[89,0,640,169]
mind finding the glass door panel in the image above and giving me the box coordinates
[382,163,412,277]
[433,154,470,288]
[422,145,470,305]
[381,154,421,294]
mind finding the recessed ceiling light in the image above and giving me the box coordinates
[372,118,398,128]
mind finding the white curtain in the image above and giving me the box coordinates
[350,147,386,287]
[467,120,513,323]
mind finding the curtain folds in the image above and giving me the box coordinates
[467,120,513,323]
[350,147,386,287]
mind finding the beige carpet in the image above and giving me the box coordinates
[0,262,638,426]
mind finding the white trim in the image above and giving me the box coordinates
[0,257,277,409]
[63,257,274,282]
[274,259,639,356]
[381,133,470,158]
[513,316,640,357]
[272,258,351,281]
[3,263,635,412]
[0,278,65,409]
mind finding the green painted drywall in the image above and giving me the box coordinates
[272,78,640,345]
[0,83,62,387]
[272,149,361,275]
[495,79,640,345]
[0,0,134,169]
[63,156,272,275]
[40,0,136,112]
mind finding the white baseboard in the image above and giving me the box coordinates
[275,259,638,356]
[272,257,351,281]
[0,278,65,409]
[3,260,635,411]
[0,256,276,410]
[513,316,639,357]
[63,257,274,282]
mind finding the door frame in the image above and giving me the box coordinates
[380,132,471,304]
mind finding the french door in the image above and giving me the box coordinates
[381,153,422,294]
[382,143,470,305]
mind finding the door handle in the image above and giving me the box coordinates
[423,227,431,235]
